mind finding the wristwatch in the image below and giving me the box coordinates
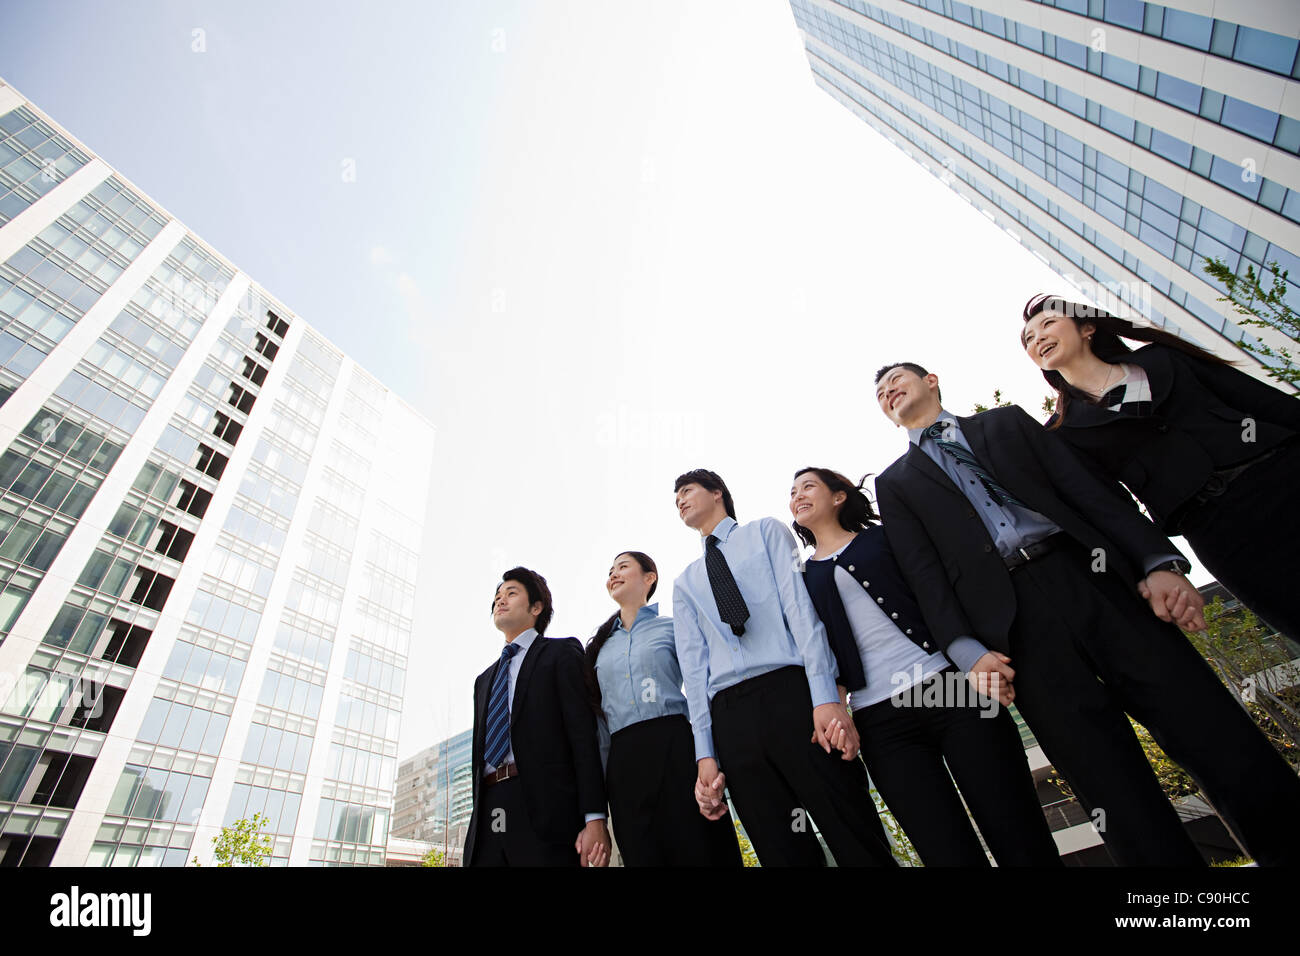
[1149,559,1191,576]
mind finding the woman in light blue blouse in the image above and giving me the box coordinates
[584,551,742,867]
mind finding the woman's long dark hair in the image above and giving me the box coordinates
[583,551,658,713]
[1021,293,1233,428]
[790,467,879,548]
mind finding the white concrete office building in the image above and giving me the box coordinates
[0,79,435,866]
[789,0,1300,369]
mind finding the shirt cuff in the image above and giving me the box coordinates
[806,672,840,708]
[584,813,606,824]
[1143,553,1185,576]
[693,727,715,763]
[947,636,991,673]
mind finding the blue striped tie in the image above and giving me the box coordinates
[484,642,522,769]
[925,421,1027,509]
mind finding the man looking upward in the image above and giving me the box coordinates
[672,469,896,867]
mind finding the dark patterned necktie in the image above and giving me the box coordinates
[706,535,749,637]
[483,642,522,768]
[924,421,1027,509]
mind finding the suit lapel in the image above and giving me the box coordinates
[511,637,544,727]
[902,442,965,499]
[472,667,494,764]
[957,414,995,478]
[1124,344,1174,406]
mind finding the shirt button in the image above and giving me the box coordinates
[891,612,899,620]
[877,597,885,604]
[906,629,913,635]
[831,555,838,561]
[861,580,870,589]
[847,565,855,572]
[922,642,930,649]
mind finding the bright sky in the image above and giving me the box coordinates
[3,0,1200,761]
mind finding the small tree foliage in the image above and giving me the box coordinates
[192,812,274,867]
[1204,257,1300,387]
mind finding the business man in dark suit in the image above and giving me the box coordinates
[463,567,610,867]
[871,362,1300,866]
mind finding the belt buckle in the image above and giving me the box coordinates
[492,764,510,783]
[1018,546,1031,563]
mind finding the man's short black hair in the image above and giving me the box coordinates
[673,469,737,521]
[495,567,554,635]
[873,362,941,403]
[873,361,930,384]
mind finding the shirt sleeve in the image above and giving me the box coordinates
[945,635,991,673]
[760,518,839,708]
[672,583,716,762]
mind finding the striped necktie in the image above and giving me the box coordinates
[483,642,522,769]
[924,421,1027,510]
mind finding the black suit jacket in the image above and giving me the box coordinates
[462,634,606,866]
[874,405,1184,656]
[1046,344,1300,533]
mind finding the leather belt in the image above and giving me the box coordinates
[483,762,518,787]
[1003,533,1067,571]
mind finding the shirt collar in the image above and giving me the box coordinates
[613,603,660,633]
[507,628,539,654]
[701,515,738,550]
[907,408,957,447]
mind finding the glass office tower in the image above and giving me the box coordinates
[788,0,1300,366]
[0,79,435,866]
[392,729,473,859]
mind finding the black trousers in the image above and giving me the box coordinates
[607,714,743,867]
[1180,439,1300,644]
[711,665,897,867]
[1005,539,1300,866]
[854,668,1062,867]
[470,777,577,867]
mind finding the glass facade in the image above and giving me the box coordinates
[392,730,474,852]
[0,90,434,867]
[0,106,91,226]
[789,0,1300,359]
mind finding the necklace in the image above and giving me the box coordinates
[1088,362,1122,402]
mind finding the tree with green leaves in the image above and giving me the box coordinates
[971,390,1055,416]
[1047,595,1299,861]
[192,812,274,867]
[420,846,447,867]
[871,787,922,866]
[1203,257,1299,387]
[1188,597,1300,771]
[733,819,758,867]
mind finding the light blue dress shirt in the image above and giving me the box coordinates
[908,411,1062,558]
[906,409,1178,672]
[594,603,691,735]
[673,516,840,762]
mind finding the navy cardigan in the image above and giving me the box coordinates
[800,524,937,693]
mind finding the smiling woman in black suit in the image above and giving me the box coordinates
[1020,292,1300,643]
